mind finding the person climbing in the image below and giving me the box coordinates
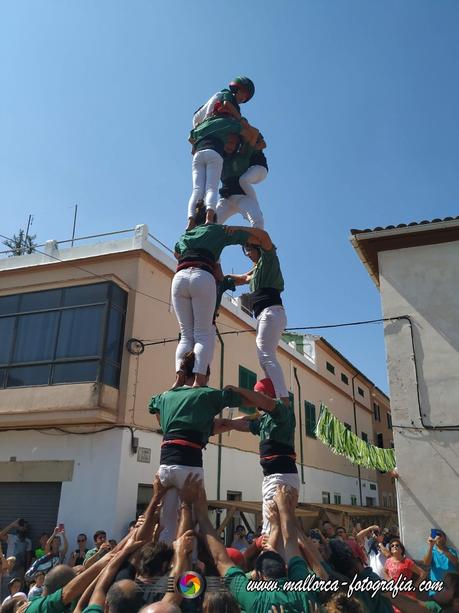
[227,235,288,402]
[188,77,256,227]
[172,204,272,387]
[216,131,266,228]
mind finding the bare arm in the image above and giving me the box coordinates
[84,535,146,609]
[136,473,170,543]
[0,519,19,541]
[274,486,301,563]
[176,474,197,545]
[226,272,253,286]
[265,502,282,553]
[241,124,260,146]
[225,226,273,251]
[45,529,58,554]
[356,525,378,544]
[213,416,251,435]
[161,530,195,606]
[225,385,277,412]
[194,482,234,576]
[60,533,69,559]
[422,540,434,567]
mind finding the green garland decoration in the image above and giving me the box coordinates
[315,404,396,472]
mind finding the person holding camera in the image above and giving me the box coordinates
[357,524,389,579]
[423,529,458,594]
[0,519,32,581]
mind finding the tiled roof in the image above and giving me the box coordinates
[351,216,459,236]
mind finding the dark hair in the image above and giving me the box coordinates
[203,591,240,613]
[8,578,22,590]
[179,351,210,379]
[44,565,76,595]
[1,597,28,613]
[128,520,137,529]
[388,538,406,557]
[325,592,364,613]
[335,526,346,533]
[194,201,217,226]
[328,539,359,577]
[93,530,106,541]
[255,551,286,580]
[235,525,245,532]
[106,579,143,613]
[242,243,261,257]
[139,542,174,578]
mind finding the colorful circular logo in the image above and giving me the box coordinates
[177,571,204,599]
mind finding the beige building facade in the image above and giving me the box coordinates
[0,226,394,545]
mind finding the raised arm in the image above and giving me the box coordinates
[273,485,301,562]
[45,529,58,554]
[225,226,272,251]
[226,271,253,286]
[356,525,379,544]
[176,474,197,545]
[136,473,170,543]
[423,538,435,567]
[193,481,234,576]
[82,534,146,610]
[0,519,19,541]
[60,532,69,560]
[161,530,195,607]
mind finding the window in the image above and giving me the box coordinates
[361,432,368,443]
[344,422,352,431]
[387,413,393,429]
[373,402,381,421]
[326,362,335,375]
[390,441,394,449]
[370,483,377,490]
[341,373,349,385]
[350,495,357,506]
[357,386,365,397]
[366,497,375,507]
[305,401,316,438]
[0,282,126,389]
[382,494,388,507]
[238,366,257,414]
[322,491,330,504]
[334,493,341,504]
[376,433,384,448]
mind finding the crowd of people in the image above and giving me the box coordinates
[1,483,458,613]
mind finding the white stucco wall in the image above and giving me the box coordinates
[0,427,375,547]
[379,240,459,558]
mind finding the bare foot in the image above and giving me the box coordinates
[171,371,185,389]
[205,209,215,224]
[193,373,208,387]
[186,218,196,231]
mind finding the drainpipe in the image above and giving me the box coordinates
[293,367,305,484]
[216,328,224,526]
[352,374,363,507]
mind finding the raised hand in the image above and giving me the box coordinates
[181,473,202,506]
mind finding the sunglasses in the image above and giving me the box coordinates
[77,539,86,542]
[391,543,401,548]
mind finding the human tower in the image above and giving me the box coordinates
[149,77,298,545]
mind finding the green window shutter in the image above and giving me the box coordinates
[305,401,316,438]
[238,365,257,415]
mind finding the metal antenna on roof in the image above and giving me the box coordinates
[71,204,78,246]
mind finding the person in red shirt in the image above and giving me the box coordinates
[384,538,427,613]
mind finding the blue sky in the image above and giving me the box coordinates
[2,0,459,393]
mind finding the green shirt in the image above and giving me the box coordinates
[424,603,442,612]
[249,399,296,448]
[249,245,284,292]
[149,386,243,445]
[82,606,104,613]
[221,144,255,182]
[225,556,317,613]
[190,115,242,146]
[175,224,250,262]
[25,588,70,613]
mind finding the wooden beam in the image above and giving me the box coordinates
[217,507,236,535]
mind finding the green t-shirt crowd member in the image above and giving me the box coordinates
[149,386,243,467]
[225,556,317,613]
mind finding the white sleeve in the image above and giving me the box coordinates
[6,534,16,558]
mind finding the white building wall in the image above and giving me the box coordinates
[1,427,376,546]
[379,241,459,558]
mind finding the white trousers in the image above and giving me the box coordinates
[256,305,288,398]
[187,149,223,217]
[261,472,300,535]
[172,268,216,374]
[216,194,264,229]
[158,464,204,544]
[238,165,268,201]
